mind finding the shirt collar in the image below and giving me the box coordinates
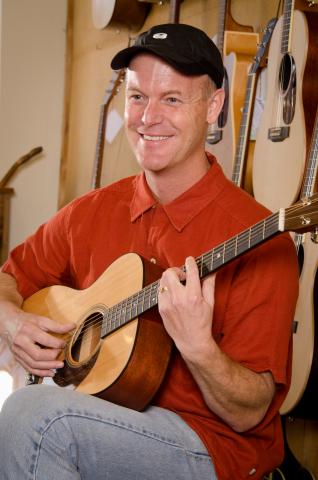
[130,154,228,232]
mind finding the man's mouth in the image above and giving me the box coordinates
[142,134,171,141]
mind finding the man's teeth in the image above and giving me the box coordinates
[143,134,169,141]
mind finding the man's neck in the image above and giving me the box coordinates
[145,154,211,205]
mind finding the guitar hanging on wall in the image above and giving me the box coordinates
[91,70,125,189]
[231,18,276,192]
[206,0,259,180]
[91,0,150,31]
[252,0,310,212]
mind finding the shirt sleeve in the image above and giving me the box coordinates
[1,203,73,299]
[215,233,299,386]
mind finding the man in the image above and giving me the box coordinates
[0,24,298,479]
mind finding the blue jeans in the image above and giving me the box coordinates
[0,385,216,479]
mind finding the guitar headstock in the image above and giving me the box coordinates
[284,193,318,233]
[250,17,277,74]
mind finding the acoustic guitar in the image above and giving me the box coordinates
[252,0,308,212]
[25,194,318,411]
[231,18,276,192]
[91,0,150,31]
[280,105,318,418]
[206,0,259,180]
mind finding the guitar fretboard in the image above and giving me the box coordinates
[231,72,256,187]
[101,210,282,338]
[217,0,227,56]
[281,0,294,55]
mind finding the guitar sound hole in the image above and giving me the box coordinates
[279,54,296,125]
[71,312,103,364]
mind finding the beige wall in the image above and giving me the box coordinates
[0,0,67,250]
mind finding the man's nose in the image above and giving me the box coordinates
[141,100,163,126]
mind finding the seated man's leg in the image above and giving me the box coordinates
[0,385,216,480]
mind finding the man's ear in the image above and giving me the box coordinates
[206,89,225,125]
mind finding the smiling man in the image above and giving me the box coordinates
[0,24,298,480]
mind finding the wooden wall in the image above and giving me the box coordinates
[59,0,318,477]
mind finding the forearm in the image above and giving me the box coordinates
[0,272,24,338]
[182,338,275,432]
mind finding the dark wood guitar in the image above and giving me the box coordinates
[91,70,125,189]
[252,0,310,212]
[206,0,259,180]
[25,194,318,411]
[231,18,276,192]
[91,0,150,31]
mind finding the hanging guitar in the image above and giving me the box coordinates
[91,70,125,189]
[206,0,259,180]
[252,0,311,212]
[266,105,318,480]
[231,18,276,191]
[25,194,318,411]
[280,104,318,419]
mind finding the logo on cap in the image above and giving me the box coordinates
[153,33,168,39]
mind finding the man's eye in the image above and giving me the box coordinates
[167,97,179,104]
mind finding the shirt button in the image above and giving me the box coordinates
[150,258,157,264]
[248,468,256,476]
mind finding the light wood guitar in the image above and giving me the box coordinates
[24,194,318,411]
[206,0,259,180]
[231,18,276,193]
[280,106,318,417]
[252,0,309,212]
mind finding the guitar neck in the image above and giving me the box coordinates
[217,0,227,56]
[91,70,125,189]
[294,107,318,248]
[281,0,295,54]
[169,0,181,23]
[101,210,282,338]
[231,71,257,187]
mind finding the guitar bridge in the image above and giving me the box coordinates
[268,126,290,142]
[206,129,223,144]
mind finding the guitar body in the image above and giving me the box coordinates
[23,253,172,412]
[91,0,149,31]
[252,11,308,212]
[280,235,318,418]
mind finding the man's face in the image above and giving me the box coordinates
[124,53,221,176]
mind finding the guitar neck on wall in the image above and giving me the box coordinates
[231,18,276,189]
[91,70,125,189]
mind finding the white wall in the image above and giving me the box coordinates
[0,0,67,252]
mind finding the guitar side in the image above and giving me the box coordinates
[252,11,308,211]
[23,253,172,411]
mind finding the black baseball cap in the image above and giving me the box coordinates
[111,23,224,88]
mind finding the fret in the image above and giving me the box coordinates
[281,0,294,55]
